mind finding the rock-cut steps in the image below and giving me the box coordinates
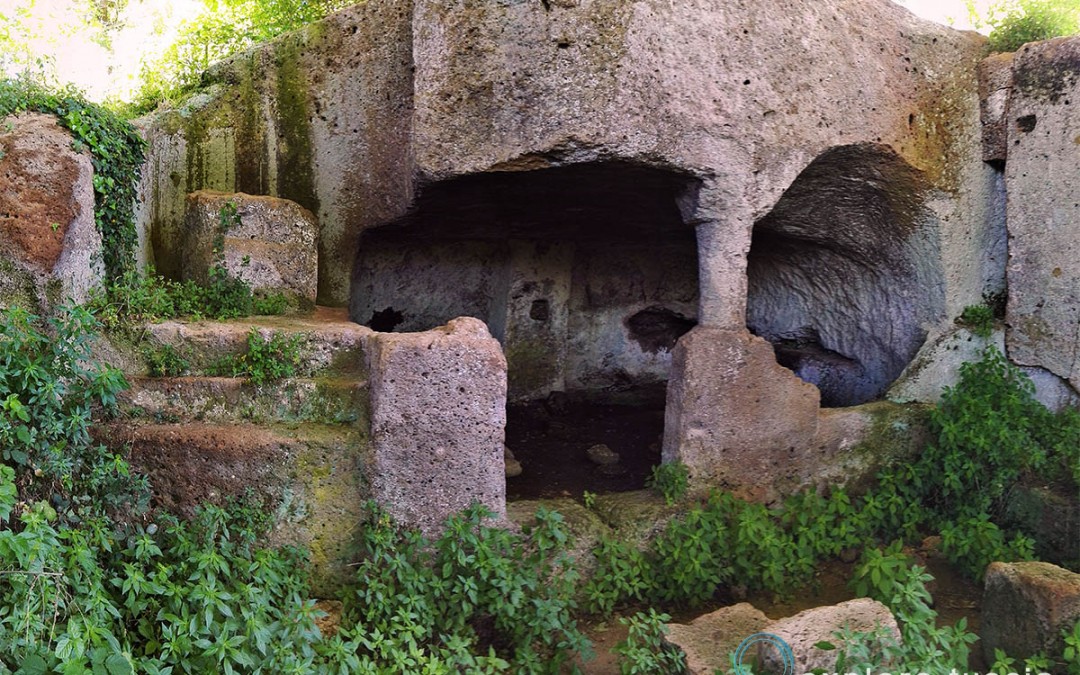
[99,307,374,594]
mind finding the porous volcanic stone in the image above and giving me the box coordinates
[367,317,507,535]
[662,327,820,499]
[1006,37,1080,392]
[664,603,770,675]
[982,561,1080,663]
[182,190,318,309]
[758,598,900,675]
[0,113,101,309]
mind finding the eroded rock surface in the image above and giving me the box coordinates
[367,317,508,534]
[1006,37,1080,392]
[758,598,900,675]
[664,603,770,675]
[982,561,1080,663]
[0,113,101,309]
[182,190,318,309]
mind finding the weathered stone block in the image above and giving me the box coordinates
[100,422,366,595]
[982,561,1080,663]
[665,603,770,675]
[367,317,507,535]
[0,113,102,309]
[662,327,820,500]
[181,190,317,309]
[979,52,1014,163]
[758,598,900,675]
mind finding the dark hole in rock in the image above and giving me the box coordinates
[368,306,404,332]
[747,143,944,407]
[625,306,696,354]
[352,161,700,493]
[1017,114,1037,133]
[529,299,550,322]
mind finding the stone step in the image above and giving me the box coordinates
[96,420,368,596]
[119,375,366,426]
[139,306,372,377]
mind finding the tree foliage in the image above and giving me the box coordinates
[131,0,354,114]
[969,0,1080,52]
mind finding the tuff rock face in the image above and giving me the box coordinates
[128,0,1015,500]
[1005,37,1080,392]
[0,113,102,310]
[182,190,318,310]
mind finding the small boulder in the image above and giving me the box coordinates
[586,443,620,466]
[504,445,522,478]
[758,598,900,675]
[665,603,770,675]
[181,190,318,310]
[982,561,1080,663]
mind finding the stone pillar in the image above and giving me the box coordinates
[367,317,507,534]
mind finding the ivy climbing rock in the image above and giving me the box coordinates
[0,113,102,310]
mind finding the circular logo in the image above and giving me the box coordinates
[730,632,795,675]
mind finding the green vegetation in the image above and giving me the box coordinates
[342,503,590,672]
[90,201,290,327]
[130,0,352,114]
[584,346,1078,620]
[211,329,303,385]
[969,0,1080,52]
[0,305,140,515]
[646,462,689,506]
[957,302,995,337]
[821,561,978,674]
[0,77,145,282]
[612,609,685,675]
[143,343,189,377]
[2,301,1078,670]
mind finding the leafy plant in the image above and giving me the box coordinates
[829,563,978,674]
[212,329,302,385]
[1064,620,1080,675]
[612,609,686,675]
[584,536,653,615]
[849,542,911,602]
[957,303,994,338]
[342,502,592,672]
[0,305,144,516]
[143,343,189,377]
[647,462,689,506]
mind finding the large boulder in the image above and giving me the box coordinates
[664,603,771,675]
[366,317,508,535]
[0,112,102,310]
[981,561,1080,663]
[758,598,900,675]
[1006,37,1080,392]
[181,190,318,310]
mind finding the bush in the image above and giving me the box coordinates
[341,503,592,672]
[970,0,1080,52]
[613,609,686,675]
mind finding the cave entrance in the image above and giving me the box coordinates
[351,162,700,499]
[746,144,944,407]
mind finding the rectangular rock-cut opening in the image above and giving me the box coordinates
[350,161,700,499]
